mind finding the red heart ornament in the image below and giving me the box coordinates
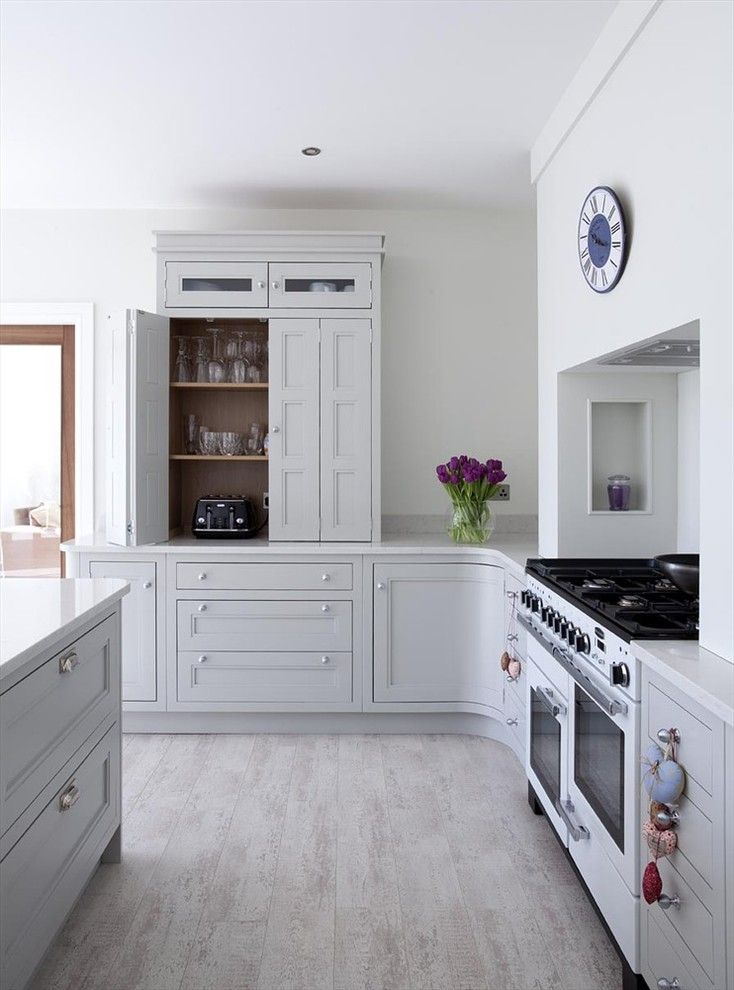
[643,861,662,904]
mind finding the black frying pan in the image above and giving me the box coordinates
[655,554,700,595]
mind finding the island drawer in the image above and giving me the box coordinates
[655,856,714,981]
[177,600,352,653]
[176,561,353,591]
[0,614,119,836]
[0,725,120,990]
[177,651,352,704]
[645,910,698,990]
[647,683,713,795]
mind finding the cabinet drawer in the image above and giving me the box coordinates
[269,263,372,308]
[0,725,119,990]
[177,600,352,653]
[164,261,268,308]
[648,683,712,794]
[655,856,714,980]
[504,659,526,711]
[672,794,714,890]
[646,910,698,990]
[504,688,525,757]
[0,615,118,835]
[177,651,352,704]
[176,561,353,591]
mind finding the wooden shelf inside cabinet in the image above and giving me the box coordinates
[170,382,269,390]
[169,455,268,462]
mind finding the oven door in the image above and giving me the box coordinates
[525,656,569,843]
[568,679,639,892]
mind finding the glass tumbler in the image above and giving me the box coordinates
[607,474,631,511]
[182,414,200,454]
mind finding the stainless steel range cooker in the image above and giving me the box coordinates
[520,558,699,987]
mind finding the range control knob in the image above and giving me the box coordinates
[530,595,540,613]
[521,590,529,607]
[559,620,569,639]
[576,632,591,655]
[553,614,563,634]
[566,627,577,647]
[541,605,550,622]
[611,662,630,687]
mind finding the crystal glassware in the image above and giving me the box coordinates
[182,414,200,454]
[173,337,191,383]
[193,337,209,383]
[229,330,247,383]
[206,328,225,383]
[199,430,220,456]
[220,431,243,456]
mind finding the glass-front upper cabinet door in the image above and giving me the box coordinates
[268,263,372,308]
[164,261,268,309]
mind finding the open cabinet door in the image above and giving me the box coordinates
[107,309,169,546]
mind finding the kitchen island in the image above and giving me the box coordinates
[0,578,128,990]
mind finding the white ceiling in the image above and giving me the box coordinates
[0,0,616,210]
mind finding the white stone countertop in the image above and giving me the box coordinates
[0,578,130,688]
[632,639,734,727]
[62,534,538,579]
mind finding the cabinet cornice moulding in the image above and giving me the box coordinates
[153,230,386,257]
[530,0,662,184]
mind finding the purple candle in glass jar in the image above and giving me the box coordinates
[607,474,631,511]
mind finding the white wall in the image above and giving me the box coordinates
[677,369,700,553]
[535,1,733,659]
[0,207,538,531]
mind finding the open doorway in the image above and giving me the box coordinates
[0,325,75,576]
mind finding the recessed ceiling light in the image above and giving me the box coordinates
[301,146,321,157]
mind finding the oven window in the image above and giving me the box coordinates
[574,684,625,852]
[530,686,561,807]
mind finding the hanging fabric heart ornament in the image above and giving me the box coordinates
[500,651,512,672]
[508,657,521,679]
[642,860,663,904]
[642,742,685,804]
[643,820,677,858]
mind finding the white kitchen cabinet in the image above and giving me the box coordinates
[107,309,169,547]
[163,261,268,309]
[269,263,372,308]
[268,319,321,541]
[269,318,373,541]
[89,560,157,702]
[320,319,372,541]
[372,562,505,709]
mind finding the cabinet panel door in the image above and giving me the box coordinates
[268,320,320,540]
[89,561,156,701]
[320,320,372,541]
[164,261,268,309]
[373,563,504,708]
[269,263,372,308]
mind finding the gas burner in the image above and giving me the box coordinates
[582,577,615,590]
[653,578,677,591]
[617,595,647,609]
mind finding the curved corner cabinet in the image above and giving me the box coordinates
[106,231,383,548]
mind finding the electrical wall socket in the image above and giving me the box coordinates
[263,492,269,509]
[489,484,510,501]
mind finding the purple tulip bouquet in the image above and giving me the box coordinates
[436,455,507,544]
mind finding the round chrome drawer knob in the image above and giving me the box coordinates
[377,582,385,590]
[143,580,152,589]
[198,655,207,664]
[655,809,679,829]
[506,717,518,726]
[321,573,330,581]
[198,604,207,612]
[657,979,680,990]
[198,572,207,581]
[658,893,681,911]
[321,604,330,612]
[657,728,681,745]
[321,656,330,665]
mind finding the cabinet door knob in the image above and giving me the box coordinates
[257,280,266,289]
[59,781,80,811]
[198,604,207,612]
[198,572,207,581]
[271,281,280,290]
[321,604,330,612]
[59,651,79,674]
[657,728,680,745]
[658,893,681,911]
[272,425,280,434]
[657,979,680,990]
[321,655,330,664]
[143,580,152,589]
[655,809,680,829]
[198,655,207,663]
[321,573,330,582]
[506,717,518,726]
[377,582,385,590]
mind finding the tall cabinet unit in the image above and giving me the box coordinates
[106,231,383,549]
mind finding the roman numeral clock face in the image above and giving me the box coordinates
[578,186,627,292]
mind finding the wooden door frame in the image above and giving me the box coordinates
[0,325,76,548]
[0,302,94,536]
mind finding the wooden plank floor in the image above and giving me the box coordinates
[30,734,621,990]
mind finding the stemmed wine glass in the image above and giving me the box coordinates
[206,328,225,383]
[193,337,209,383]
[173,337,191,383]
[229,331,247,383]
[245,337,261,383]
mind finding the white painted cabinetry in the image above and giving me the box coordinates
[163,261,268,309]
[372,562,505,710]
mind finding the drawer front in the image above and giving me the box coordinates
[178,651,352,704]
[89,560,157,702]
[177,600,352,653]
[164,261,268,308]
[269,263,372,308]
[0,725,119,990]
[655,856,714,980]
[504,659,526,711]
[673,794,714,890]
[176,561,353,591]
[646,910,699,990]
[504,688,525,759]
[648,683,713,794]
[0,615,119,834]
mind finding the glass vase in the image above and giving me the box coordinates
[447,499,494,544]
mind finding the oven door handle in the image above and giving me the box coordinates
[518,613,628,717]
[554,798,590,842]
[536,685,567,719]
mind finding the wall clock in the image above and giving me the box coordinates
[578,186,626,293]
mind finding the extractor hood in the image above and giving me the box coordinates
[600,339,700,367]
